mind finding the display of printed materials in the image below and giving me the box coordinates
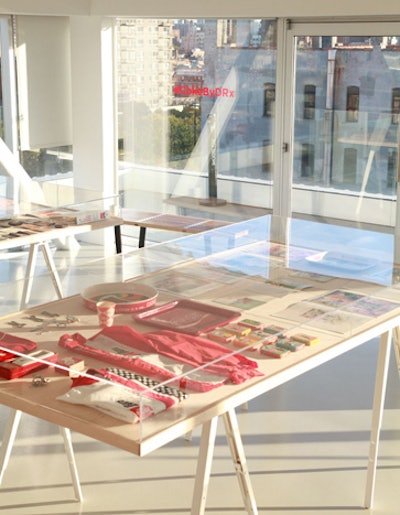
[342,296,400,317]
[308,289,400,317]
[216,295,265,310]
[272,301,370,334]
[310,289,366,309]
[215,278,288,310]
[252,330,277,343]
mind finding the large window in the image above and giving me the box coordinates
[2,16,400,235]
[116,19,277,215]
[290,31,400,227]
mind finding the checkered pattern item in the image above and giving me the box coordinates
[106,367,187,400]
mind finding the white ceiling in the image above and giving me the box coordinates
[1,0,400,19]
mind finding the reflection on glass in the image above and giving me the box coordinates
[116,19,277,212]
[292,36,400,225]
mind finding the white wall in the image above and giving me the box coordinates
[15,16,72,149]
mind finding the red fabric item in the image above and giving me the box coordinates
[59,325,263,391]
[59,332,195,389]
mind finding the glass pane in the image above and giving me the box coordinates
[116,19,277,240]
[20,146,73,179]
[292,36,399,227]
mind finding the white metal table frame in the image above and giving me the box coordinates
[21,241,64,308]
[190,328,394,515]
[0,408,83,502]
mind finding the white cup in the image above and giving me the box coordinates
[96,301,116,328]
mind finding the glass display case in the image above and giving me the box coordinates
[0,215,399,434]
[0,182,123,308]
[0,215,398,510]
[0,181,119,228]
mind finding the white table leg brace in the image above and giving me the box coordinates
[21,242,64,309]
[223,408,258,514]
[364,329,392,509]
[0,409,82,502]
[191,416,218,515]
[191,409,258,515]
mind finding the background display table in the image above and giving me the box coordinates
[121,208,231,247]
[0,211,122,307]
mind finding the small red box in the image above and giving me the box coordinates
[0,349,58,380]
[0,349,17,362]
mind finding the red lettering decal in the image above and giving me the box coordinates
[174,84,235,98]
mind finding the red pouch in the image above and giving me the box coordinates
[0,331,37,354]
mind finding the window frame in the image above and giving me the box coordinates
[282,19,400,232]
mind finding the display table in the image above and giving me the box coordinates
[121,208,231,247]
[0,214,123,307]
[164,195,269,220]
[0,216,399,514]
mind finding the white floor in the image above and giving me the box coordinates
[0,238,399,515]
